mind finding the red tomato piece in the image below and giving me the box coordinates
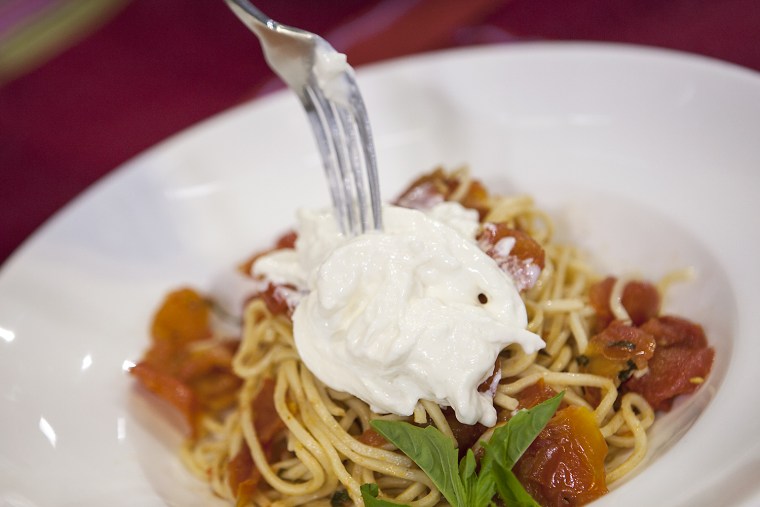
[228,377,284,503]
[395,168,452,210]
[589,277,660,331]
[395,168,492,217]
[478,223,545,269]
[131,289,241,436]
[477,223,545,291]
[515,405,608,507]
[581,321,656,383]
[514,378,562,410]
[640,315,708,349]
[130,362,198,429]
[624,316,714,411]
[357,428,387,447]
[259,283,294,317]
[150,288,211,345]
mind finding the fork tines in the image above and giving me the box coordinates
[302,77,382,237]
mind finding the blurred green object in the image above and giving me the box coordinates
[0,0,130,84]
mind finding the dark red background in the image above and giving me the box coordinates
[1,0,758,266]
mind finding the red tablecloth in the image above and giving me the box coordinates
[1,0,759,266]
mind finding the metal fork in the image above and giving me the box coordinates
[224,0,382,236]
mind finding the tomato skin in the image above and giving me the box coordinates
[589,277,660,331]
[624,316,714,411]
[620,280,661,326]
[477,222,545,291]
[512,378,564,411]
[478,222,546,270]
[227,377,284,503]
[132,288,241,436]
[640,315,708,349]
[514,406,608,507]
[395,167,492,217]
[150,288,211,346]
[581,320,656,384]
[259,282,293,316]
[459,179,491,219]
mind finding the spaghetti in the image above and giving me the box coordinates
[132,167,714,506]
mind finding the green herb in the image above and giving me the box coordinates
[360,484,406,506]
[608,340,636,351]
[365,392,564,507]
[370,420,466,505]
[576,354,589,367]
[480,392,565,471]
[330,489,351,506]
[491,467,541,507]
[617,359,637,382]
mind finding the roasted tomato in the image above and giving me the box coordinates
[589,277,660,331]
[228,377,284,504]
[514,378,563,410]
[442,406,487,458]
[580,320,656,383]
[477,222,545,291]
[624,316,714,411]
[130,362,198,426]
[150,287,211,345]
[514,405,608,507]
[478,223,546,269]
[459,179,490,218]
[395,168,450,209]
[131,288,241,436]
[395,167,491,217]
[236,230,300,317]
[640,315,708,349]
[357,427,387,447]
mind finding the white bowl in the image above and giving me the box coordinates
[1,43,759,506]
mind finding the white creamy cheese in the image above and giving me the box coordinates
[312,47,351,106]
[253,202,545,426]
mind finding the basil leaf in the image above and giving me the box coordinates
[360,483,408,507]
[458,449,494,507]
[469,451,497,507]
[459,448,476,479]
[370,392,563,507]
[371,420,466,506]
[481,392,564,475]
[491,467,541,507]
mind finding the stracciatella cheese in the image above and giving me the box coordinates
[253,202,545,426]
